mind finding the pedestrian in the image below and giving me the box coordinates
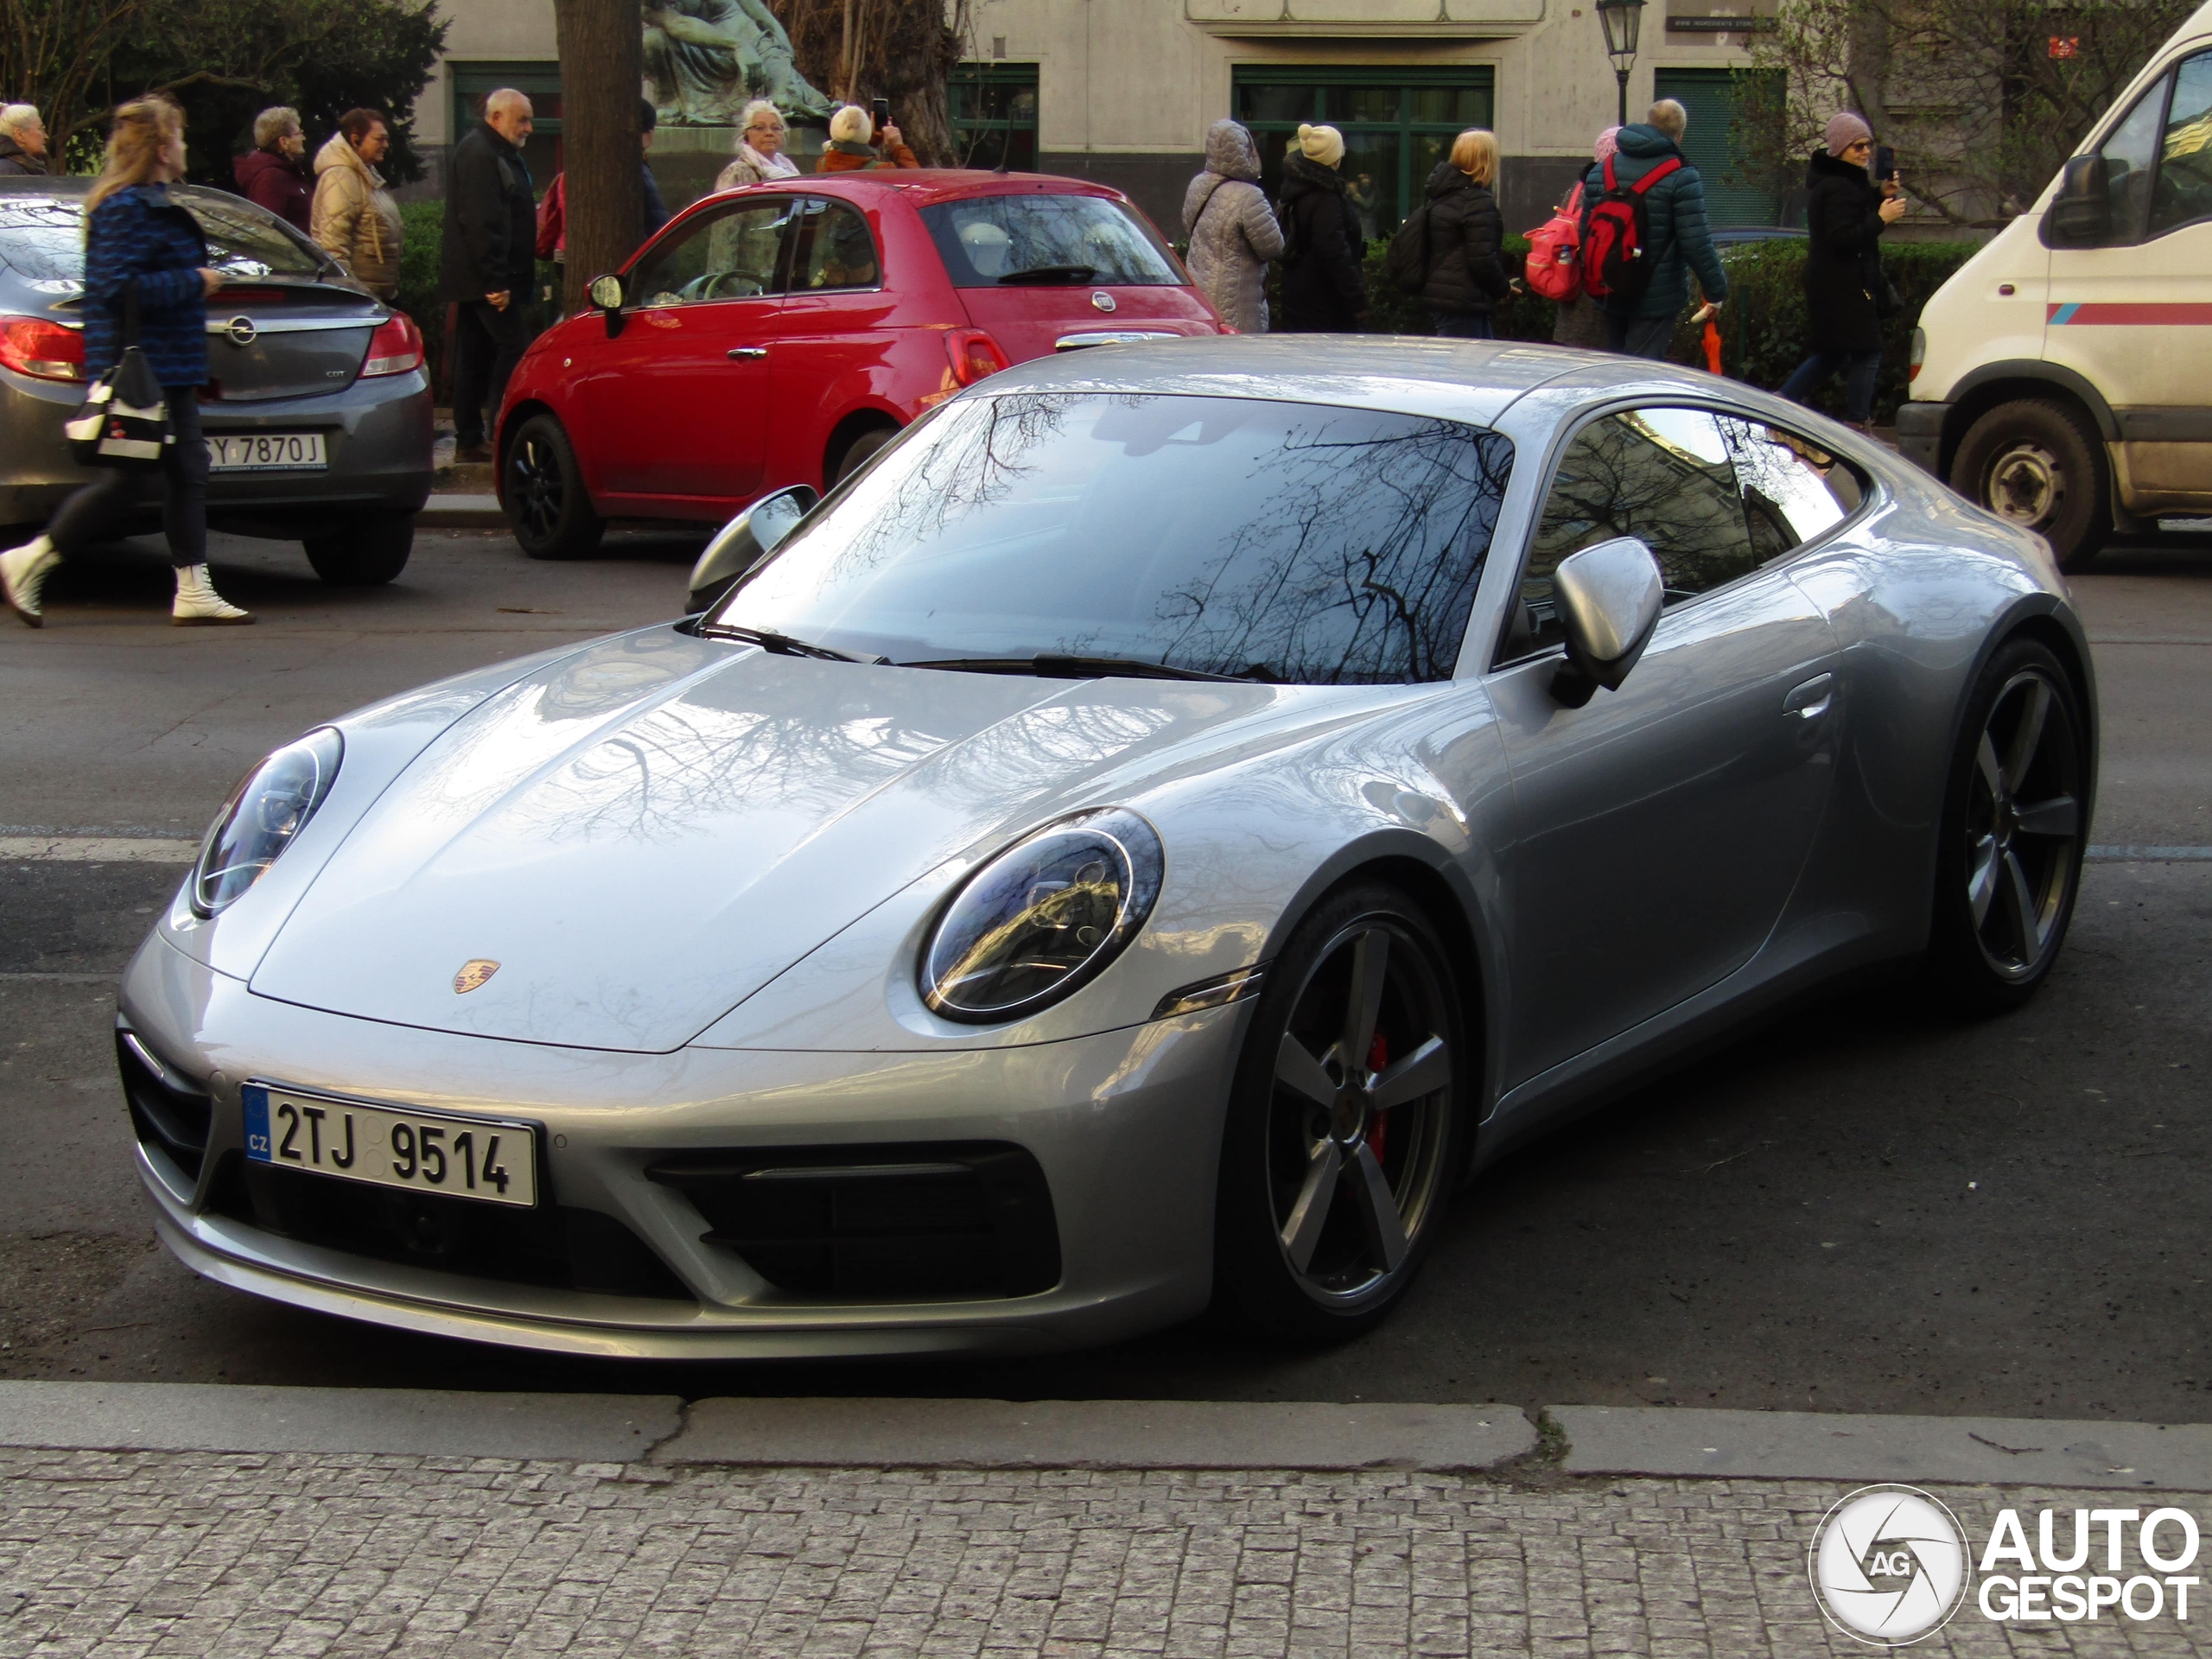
[233,106,312,232]
[1419,127,1510,340]
[0,98,252,627]
[311,109,403,301]
[1274,123,1367,333]
[1583,99,1727,359]
[817,104,918,172]
[1777,113,1908,434]
[0,104,48,175]
[715,99,800,189]
[536,99,670,268]
[441,87,537,464]
[1181,118,1283,334]
[639,99,670,238]
[1552,127,1618,349]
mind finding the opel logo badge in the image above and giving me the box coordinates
[1090,289,1117,314]
[452,959,500,995]
[223,315,257,348]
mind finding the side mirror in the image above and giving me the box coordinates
[2048,155,2113,243]
[685,484,819,613]
[588,272,626,337]
[1549,536,1663,706]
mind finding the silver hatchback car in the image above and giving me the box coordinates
[0,180,432,583]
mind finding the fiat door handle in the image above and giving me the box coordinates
[1784,672,1835,720]
[726,346,767,360]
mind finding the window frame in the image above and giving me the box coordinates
[1488,397,1880,673]
[621,193,800,309]
[783,194,887,296]
[950,62,1039,171]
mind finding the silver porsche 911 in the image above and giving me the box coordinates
[118,337,2096,1357]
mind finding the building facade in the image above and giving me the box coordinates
[417,0,1775,234]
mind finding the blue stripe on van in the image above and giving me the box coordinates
[2050,302,2082,326]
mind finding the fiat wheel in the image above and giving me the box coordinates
[1214,884,1467,1339]
[504,413,605,561]
[1922,638,2088,1014]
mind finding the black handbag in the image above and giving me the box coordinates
[64,282,171,470]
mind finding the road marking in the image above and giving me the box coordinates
[2086,845,2212,861]
[2087,636,2212,646]
[0,972,117,984]
[0,836,196,864]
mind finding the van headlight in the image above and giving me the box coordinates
[921,808,1164,1022]
[191,728,343,917]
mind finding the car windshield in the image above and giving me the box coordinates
[922,194,1184,287]
[0,187,325,289]
[715,391,1516,684]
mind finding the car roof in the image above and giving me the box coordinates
[739,169,1129,208]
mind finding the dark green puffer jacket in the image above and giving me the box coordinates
[1582,124,1729,321]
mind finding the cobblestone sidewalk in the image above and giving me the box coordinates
[1,1448,2204,1658]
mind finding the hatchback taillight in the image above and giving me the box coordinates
[0,315,85,382]
[945,328,1009,387]
[362,312,425,377]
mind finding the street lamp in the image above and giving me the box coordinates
[1596,0,1646,129]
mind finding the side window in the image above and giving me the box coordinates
[1719,417,1864,562]
[2151,50,2212,237]
[788,198,881,291]
[1503,408,1756,663]
[629,199,793,308]
[2098,74,2170,245]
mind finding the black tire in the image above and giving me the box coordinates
[827,423,896,489]
[1919,637,2088,1015]
[1212,883,1470,1341]
[303,512,414,586]
[504,412,605,561]
[1949,397,2110,573]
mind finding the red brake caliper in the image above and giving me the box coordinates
[1366,1031,1389,1162]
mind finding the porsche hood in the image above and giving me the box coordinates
[247,629,1287,1052]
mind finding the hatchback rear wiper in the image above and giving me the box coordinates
[701,622,887,664]
[998,264,1097,284]
[899,653,1273,683]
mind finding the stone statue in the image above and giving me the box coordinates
[642,0,832,125]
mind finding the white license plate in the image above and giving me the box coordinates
[206,433,327,472]
[241,1084,537,1207]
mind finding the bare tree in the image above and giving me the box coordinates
[766,0,969,165]
[552,0,644,313]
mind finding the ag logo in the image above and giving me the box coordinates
[452,959,500,995]
[1809,1484,1971,1645]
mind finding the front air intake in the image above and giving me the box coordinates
[115,1023,213,1182]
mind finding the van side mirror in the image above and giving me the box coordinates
[1549,536,1664,706]
[685,484,820,613]
[2048,155,2113,243]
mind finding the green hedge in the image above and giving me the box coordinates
[1356,233,1980,425]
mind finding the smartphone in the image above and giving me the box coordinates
[871,98,891,132]
[1874,144,1898,181]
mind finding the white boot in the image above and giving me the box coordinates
[0,536,60,628]
[171,563,254,626]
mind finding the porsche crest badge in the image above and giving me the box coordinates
[453,959,500,995]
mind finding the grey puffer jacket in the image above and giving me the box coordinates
[1181,120,1284,334]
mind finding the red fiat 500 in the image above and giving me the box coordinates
[496,171,1223,559]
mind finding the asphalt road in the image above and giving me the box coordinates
[0,523,2207,1419]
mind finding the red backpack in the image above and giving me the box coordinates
[1524,182,1586,302]
[1580,154,1682,305]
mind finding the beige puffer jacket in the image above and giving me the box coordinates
[310,134,403,299]
[1181,120,1284,335]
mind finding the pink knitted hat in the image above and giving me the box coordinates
[1594,126,1621,163]
[1825,111,1873,157]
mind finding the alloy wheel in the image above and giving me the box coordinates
[1267,920,1452,1303]
[508,435,564,543]
[1984,442,2063,531]
[1964,668,2082,978]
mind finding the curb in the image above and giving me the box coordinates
[418,493,506,530]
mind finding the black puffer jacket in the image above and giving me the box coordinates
[1802,148,1888,354]
[1276,155,1368,331]
[1419,162,1510,317]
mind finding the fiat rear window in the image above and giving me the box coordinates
[923,194,1183,288]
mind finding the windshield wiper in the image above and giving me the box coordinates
[899,653,1273,683]
[700,622,887,664]
[998,264,1097,285]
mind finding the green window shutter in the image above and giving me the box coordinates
[1653,68,1782,227]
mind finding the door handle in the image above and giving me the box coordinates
[726,346,767,360]
[1784,672,1835,720]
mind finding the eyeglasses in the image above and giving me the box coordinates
[1845,139,1872,153]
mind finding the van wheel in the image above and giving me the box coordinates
[1950,398,2110,573]
[827,424,896,489]
[505,413,604,561]
[304,512,414,585]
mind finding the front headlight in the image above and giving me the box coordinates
[922,808,1164,1023]
[191,728,343,917]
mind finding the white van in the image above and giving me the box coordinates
[1903,0,2212,569]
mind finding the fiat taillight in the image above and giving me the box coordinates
[944,328,1010,387]
[361,312,425,377]
[0,315,85,382]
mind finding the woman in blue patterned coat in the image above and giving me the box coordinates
[0,98,252,626]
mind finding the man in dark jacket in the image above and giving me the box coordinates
[234,107,312,232]
[442,88,538,461]
[1419,135,1510,338]
[1275,124,1367,332]
[1582,99,1728,359]
[0,105,48,175]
